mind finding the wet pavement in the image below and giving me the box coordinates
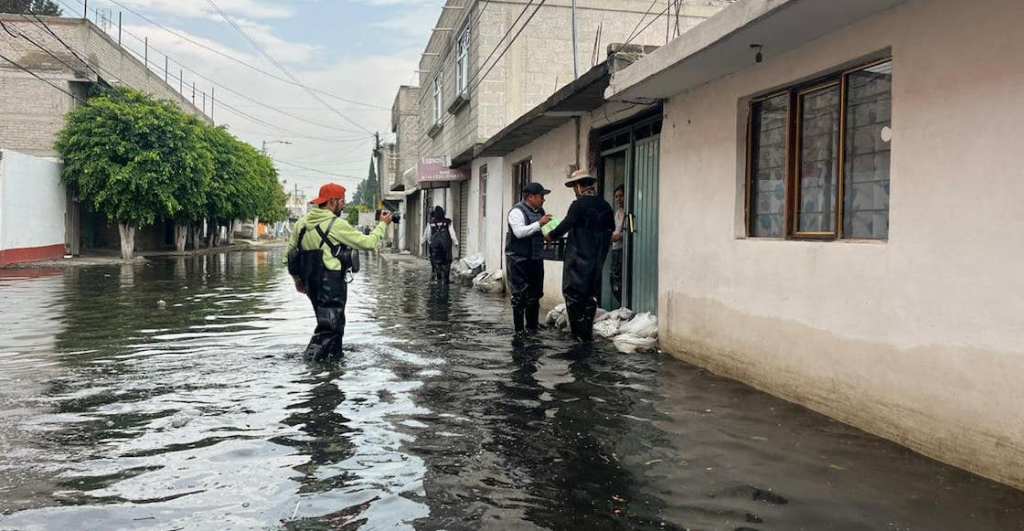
[1,250,1023,531]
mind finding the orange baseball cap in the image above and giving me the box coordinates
[310,183,346,206]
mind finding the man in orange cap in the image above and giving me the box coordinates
[286,182,393,360]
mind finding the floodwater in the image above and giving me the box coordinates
[0,251,1022,531]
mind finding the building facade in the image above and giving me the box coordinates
[606,0,1024,490]
[0,15,211,262]
[413,0,733,271]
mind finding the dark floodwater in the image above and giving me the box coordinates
[1,251,1022,531]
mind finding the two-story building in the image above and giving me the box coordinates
[0,15,210,262]
[412,0,733,270]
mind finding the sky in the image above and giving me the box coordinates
[62,0,442,198]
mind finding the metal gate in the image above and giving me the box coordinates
[457,181,469,259]
[631,135,660,315]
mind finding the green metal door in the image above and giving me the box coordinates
[630,135,660,315]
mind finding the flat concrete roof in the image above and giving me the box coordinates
[605,0,906,101]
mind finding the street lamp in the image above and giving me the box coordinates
[261,139,292,155]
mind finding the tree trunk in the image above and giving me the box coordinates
[118,223,136,261]
[206,219,216,248]
[190,224,201,251]
[174,224,188,253]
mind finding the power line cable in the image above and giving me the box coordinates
[89,0,388,111]
[433,0,547,132]
[623,1,672,47]
[203,0,374,135]
[624,0,659,44]
[0,52,85,103]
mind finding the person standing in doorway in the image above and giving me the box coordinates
[610,185,626,306]
[423,206,459,283]
[546,169,615,342]
[286,183,393,361]
[506,182,553,336]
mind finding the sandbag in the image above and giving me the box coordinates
[613,334,658,354]
[593,319,621,339]
[605,308,635,322]
[473,270,506,294]
[455,254,486,281]
[621,312,658,339]
[546,303,567,326]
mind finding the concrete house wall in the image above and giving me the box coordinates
[0,150,66,265]
[643,0,1024,489]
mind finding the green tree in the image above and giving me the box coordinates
[0,0,62,15]
[57,88,213,260]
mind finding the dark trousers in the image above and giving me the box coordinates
[507,256,544,333]
[610,248,623,306]
[305,269,348,361]
[564,288,598,342]
[429,242,452,282]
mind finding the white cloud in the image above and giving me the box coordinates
[117,23,416,194]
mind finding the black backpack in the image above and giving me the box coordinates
[287,218,359,285]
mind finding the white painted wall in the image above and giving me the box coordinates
[0,149,65,252]
[468,156,507,272]
[655,0,1024,489]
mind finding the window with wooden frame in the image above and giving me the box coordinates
[513,158,532,199]
[747,59,892,240]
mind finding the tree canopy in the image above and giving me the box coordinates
[0,0,62,15]
[57,88,213,229]
[56,87,288,256]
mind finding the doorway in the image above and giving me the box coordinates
[597,116,661,315]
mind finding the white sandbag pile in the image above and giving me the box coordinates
[473,270,506,294]
[612,312,658,353]
[453,255,486,282]
[546,304,658,353]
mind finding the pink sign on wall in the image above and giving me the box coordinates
[417,157,468,184]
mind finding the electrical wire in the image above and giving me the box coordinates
[0,52,85,104]
[203,0,373,135]
[623,1,673,47]
[48,0,376,136]
[432,0,547,133]
[91,0,388,111]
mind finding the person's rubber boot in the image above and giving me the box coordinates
[525,302,541,335]
[513,306,527,336]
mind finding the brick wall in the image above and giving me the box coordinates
[0,16,209,157]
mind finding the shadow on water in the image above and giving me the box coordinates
[1,250,1023,530]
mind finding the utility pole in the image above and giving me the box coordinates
[571,0,578,79]
[373,132,383,210]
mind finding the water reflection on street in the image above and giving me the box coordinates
[0,250,1022,530]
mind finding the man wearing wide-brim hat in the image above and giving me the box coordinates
[545,169,615,342]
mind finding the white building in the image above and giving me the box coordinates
[604,0,1024,490]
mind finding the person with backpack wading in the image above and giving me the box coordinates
[505,182,553,336]
[423,206,459,283]
[286,183,393,360]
